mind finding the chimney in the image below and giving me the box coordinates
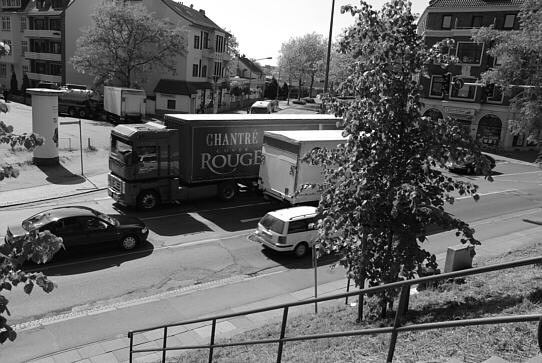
[199,9,205,16]
[190,4,193,8]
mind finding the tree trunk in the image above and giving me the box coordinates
[309,74,315,98]
[287,76,291,105]
[536,132,542,166]
[298,77,302,100]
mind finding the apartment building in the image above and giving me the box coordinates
[0,0,230,114]
[417,0,531,150]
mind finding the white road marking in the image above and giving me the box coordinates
[140,201,271,221]
[455,189,518,200]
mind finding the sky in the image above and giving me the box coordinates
[189,0,431,67]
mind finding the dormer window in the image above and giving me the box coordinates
[503,14,515,29]
[441,15,452,29]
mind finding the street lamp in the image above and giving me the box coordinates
[324,0,335,95]
[248,56,272,100]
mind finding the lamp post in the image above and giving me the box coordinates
[248,56,272,101]
[323,0,335,95]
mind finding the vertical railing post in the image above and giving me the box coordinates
[128,332,134,363]
[276,307,289,363]
[356,278,365,323]
[161,327,168,363]
[208,319,217,363]
[386,285,410,362]
[538,316,542,353]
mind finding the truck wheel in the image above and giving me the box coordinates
[68,107,76,117]
[137,191,160,210]
[78,108,88,119]
[294,242,309,258]
[218,182,238,201]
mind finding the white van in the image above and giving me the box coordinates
[250,206,318,257]
[249,100,273,114]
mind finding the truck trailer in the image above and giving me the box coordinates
[103,86,146,124]
[58,87,102,119]
[107,114,341,209]
[258,130,347,205]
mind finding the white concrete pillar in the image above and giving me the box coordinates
[27,88,63,165]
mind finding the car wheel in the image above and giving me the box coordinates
[137,190,160,210]
[294,242,309,258]
[120,235,138,251]
[218,182,238,201]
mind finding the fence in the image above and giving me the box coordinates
[128,256,542,363]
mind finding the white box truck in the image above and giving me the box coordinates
[103,86,146,124]
[258,130,346,205]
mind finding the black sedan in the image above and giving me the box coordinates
[5,206,149,257]
[446,153,496,175]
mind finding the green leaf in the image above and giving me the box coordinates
[23,282,33,295]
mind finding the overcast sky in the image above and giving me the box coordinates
[188,0,430,67]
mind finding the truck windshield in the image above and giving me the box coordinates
[259,214,285,234]
[111,137,134,165]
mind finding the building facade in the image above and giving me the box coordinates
[417,0,533,151]
[0,0,231,114]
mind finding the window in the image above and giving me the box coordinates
[51,0,63,8]
[486,86,504,103]
[215,35,224,53]
[287,219,313,234]
[201,65,207,77]
[1,0,21,8]
[203,31,209,49]
[0,63,6,77]
[192,64,199,77]
[193,35,200,49]
[214,61,222,77]
[456,42,484,65]
[33,18,45,30]
[441,15,452,29]
[51,42,61,54]
[2,40,11,55]
[429,75,446,97]
[167,99,176,109]
[450,76,477,101]
[1,16,10,31]
[21,40,27,53]
[50,18,61,31]
[512,133,525,147]
[472,16,482,28]
[503,14,515,29]
[22,64,28,73]
[50,63,62,76]
[20,16,26,32]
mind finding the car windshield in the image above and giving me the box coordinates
[22,211,53,231]
[91,209,118,226]
[259,214,285,234]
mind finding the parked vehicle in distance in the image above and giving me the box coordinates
[264,99,279,112]
[107,114,341,210]
[258,130,346,205]
[4,206,148,260]
[103,86,146,124]
[58,87,102,119]
[249,206,318,257]
[446,152,496,174]
[249,100,273,114]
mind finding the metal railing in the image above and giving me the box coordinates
[128,256,542,363]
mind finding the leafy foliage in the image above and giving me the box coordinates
[306,0,493,311]
[0,81,62,341]
[472,0,542,164]
[71,1,186,88]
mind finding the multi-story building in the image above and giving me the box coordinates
[0,0,231,114]
[417,0,532,150]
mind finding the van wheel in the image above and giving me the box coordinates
[137,191,160,210]
[218,182,238,201]
[294,242,309,258]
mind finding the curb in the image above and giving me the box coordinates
[0,187,108,208]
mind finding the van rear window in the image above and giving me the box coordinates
[260,214,285,234]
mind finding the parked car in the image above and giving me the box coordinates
[446,152,496,174]
[264,99,279,112]
[249,100,273,114]
[4,206,148,259]
[249,206,318,257]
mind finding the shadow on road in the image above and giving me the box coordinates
[37,164,85,185]
[22,240,154,276]
[260,246,341,270]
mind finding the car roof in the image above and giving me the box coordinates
[267,206,318,221]
[27,206,100,220]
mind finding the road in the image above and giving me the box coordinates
[1,159,541,329]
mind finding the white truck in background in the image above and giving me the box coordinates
[258,130,346,205]
[103,86,146,124]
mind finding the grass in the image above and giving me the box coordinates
[164,241,542,363]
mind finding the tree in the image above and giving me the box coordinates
[278,37,307,100]
[264,77,278,99]
[473,0,542,165]
[299,33,327,97]
[0,41,62,343]
[9,72,17,95]
[224,30,240,78]
[21,73,29,95]
[306,0,492,318]
[328,39,355,95]
[71,1,186,88]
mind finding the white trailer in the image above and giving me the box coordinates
[258,130,346,205]
[103,86,146,123]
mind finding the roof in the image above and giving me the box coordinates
[264,130,347,143]
[154,79,212,95]
[239,57,265,75]
[161,0,228,34]
[268,206,318,221]
[427,0,524,8]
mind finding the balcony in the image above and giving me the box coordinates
[25,51,61,62]
[24,29,62,39]
[26,72,61,84]
[202,47,215,59]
